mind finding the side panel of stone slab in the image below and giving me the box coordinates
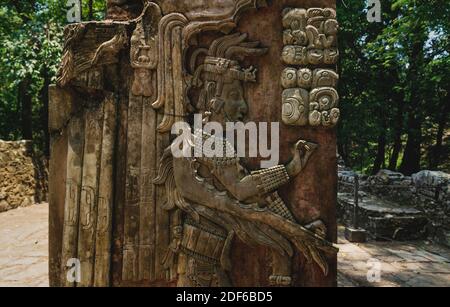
[48,85,70,287]
[60,114,85,287]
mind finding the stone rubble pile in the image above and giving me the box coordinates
[0,140,48,213]
[338,164,450,245]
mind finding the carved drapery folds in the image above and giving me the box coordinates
[281,8,340,128]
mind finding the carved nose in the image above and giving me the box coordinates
[240,105,248,115]
[237,107,247,121]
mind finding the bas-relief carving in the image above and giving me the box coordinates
[282,68,339,90]
[282,8,338,66]
[56,23,128,90]
[281,68,339,127]
[52,0,339,288]
[280,7,340,128]
[153,31,337,287]
[282,88,309,126]
[92,27,128,66]
[130,3,162,97]
[309,87,340,127]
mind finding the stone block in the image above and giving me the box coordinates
[345,227,367,243]
[368,216,428,241]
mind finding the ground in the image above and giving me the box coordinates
[0,204,48,287]
[0,204,449,287]
[337,226,450,287]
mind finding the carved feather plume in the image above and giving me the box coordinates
[151,13,189,133]
[153,148,200,222]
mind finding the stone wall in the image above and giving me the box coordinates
[0,140,48,213]
[338,168,450,245]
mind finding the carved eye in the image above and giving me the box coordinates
[229,91,239,100]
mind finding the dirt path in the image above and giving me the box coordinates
[0,204,48,287]
[0,204,449,287]
[337,226,450,287]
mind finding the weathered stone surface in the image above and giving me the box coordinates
[338,167,450,245]
[4,206,449,288]
[370,169,405,185]
[344,227,367,243]
[52,0,339,288]
[412,170,450,188]
[337,226,450,287]
[0,140,48,213]
[368,216,428,241]
[338,192,428,241]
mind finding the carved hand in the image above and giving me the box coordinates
[305,220,327,238]
[285,140,318,178]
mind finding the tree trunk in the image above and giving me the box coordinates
[429,98,450,170]
[88,0,93,20]
[79,0,83,20]
[389,93,405,171]
[400,107,423,176]
[400,21,426,176]
[389,135,402,171]
[19,77,33,140]
[338,142,349,167]
[372,130,386,175]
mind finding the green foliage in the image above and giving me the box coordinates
[337,0,450,173]
[0,0,448,172]
[81,0,107,20]
[0,1,63,141]
[0,0,105,153]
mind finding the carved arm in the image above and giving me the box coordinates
[213,164,290,203]
[211,140,317,202]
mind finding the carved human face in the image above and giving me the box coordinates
[219,79,248,123]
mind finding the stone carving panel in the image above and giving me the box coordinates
[50,0,339,288]
[309,87,340,127]
[282,88,309,126]
[130,3,162,97]
[282,8,338,65]
[56,23,128,90]
[280,7,340,128]
[150,29,338,287]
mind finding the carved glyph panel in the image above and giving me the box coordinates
[280,8,340,127]
[282,8,338,65]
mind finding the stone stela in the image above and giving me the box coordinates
[48,0,340,287]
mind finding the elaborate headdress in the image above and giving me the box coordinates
[192,33,267,86]
[189,33,267,114]
[153,23,267,132]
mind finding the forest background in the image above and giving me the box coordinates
[0,0,448,175]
